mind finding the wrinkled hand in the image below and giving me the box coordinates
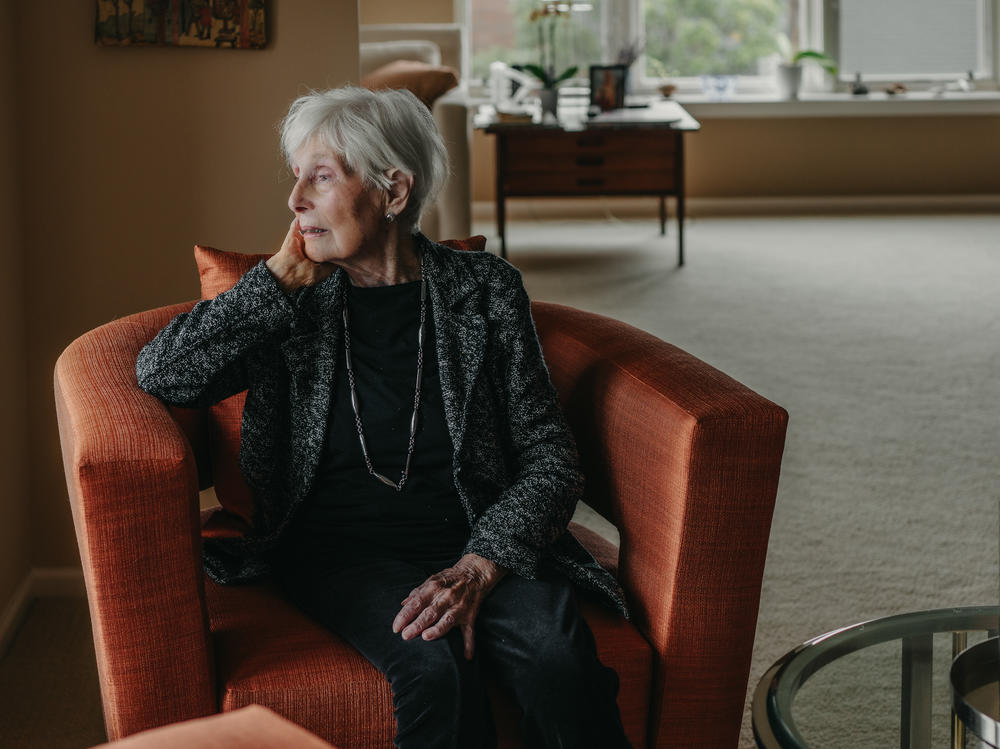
[265,218,336,294]
[392,553,506,660]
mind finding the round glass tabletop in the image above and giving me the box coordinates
[752,606,1000,748]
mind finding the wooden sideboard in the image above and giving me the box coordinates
[480,102,700,265]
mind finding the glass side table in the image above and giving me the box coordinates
[953,635,1000,747]
[752,606,1000,748]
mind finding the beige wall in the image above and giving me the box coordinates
[361,0,454,25]
[0,0,30,617]
[18,0,359,573]
[472,115,1000,202]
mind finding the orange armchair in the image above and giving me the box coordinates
[55,297,787,748]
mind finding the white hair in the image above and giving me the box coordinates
[280,87,448,234]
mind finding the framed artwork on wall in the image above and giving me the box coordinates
[589,64,627,112]
[95,0,268,49]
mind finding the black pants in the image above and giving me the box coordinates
[277,555,630,749]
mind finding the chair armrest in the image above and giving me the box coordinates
[533,301,788,749]
[55,301,217,740]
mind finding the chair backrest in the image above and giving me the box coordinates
[359,39,442,77]
[359,23,465,80]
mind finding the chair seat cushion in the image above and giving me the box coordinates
[206,578,650,749]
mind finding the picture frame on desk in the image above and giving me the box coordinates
[590,65,627,111]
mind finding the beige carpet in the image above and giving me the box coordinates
[486,211,999,747]
[0,597,105,747]
[3,213,997,747]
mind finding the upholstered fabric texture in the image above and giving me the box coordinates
[530,301,788,748]
[360,59,459,109]
[55,302,219,739]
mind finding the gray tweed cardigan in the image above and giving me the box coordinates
[136,234,626,615]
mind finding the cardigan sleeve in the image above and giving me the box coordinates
[462,263,584,578]
[135,260,295,408]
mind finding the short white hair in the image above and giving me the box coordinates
[280,87,448,234]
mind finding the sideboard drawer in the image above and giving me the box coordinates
[501,129,678,159]
[504,170,675,195]
[506,150,674,173]
[500,129,678,190]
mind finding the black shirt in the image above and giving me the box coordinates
[284,280,469,569]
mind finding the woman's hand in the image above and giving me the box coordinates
[265,218,337,294]
[392,553,507,660]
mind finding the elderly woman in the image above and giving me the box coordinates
[136,87,630,749]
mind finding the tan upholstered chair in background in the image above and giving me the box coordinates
[55,243,788,748]
[359,24,473,242]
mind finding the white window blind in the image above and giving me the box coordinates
[839,0,982,77]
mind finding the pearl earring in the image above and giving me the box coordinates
[385,212,395,223]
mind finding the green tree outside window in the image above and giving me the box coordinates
[644,0,786,78]
[471,0,788,84]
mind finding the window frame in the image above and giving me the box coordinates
[463,0,1000,96]
[625,0,805,95]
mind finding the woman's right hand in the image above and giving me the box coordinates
[265,218,337,294]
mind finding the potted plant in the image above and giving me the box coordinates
[615,38,645,94]
[775,33,838,99]
[523,3,578,119]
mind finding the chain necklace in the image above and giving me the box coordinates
[341,266,426,492]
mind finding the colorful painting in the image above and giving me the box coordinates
[95,0,267,49]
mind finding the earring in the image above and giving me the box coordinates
[385,212,395,223]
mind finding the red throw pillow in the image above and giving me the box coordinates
[360,59,459,109]
[193,235,488,532]
[440,235,488,253]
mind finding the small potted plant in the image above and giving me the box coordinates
[775,33,838,99]
[524,3,578,119]
[615,38,645,94]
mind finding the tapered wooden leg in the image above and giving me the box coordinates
[495,134,507,259]
[498,196,507,259]
[676,133,686,267]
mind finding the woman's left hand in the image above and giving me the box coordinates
[392,553,506,660]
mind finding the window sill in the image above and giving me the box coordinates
[672,91,1000,118]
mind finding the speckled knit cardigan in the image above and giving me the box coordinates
[136,234,627,616]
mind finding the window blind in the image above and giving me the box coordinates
[839,0,981,77]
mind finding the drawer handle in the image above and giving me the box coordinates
[575,155,605,167]
[576,177,605,187]
[576,135,605,148]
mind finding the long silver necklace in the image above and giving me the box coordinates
[341,268,426,492]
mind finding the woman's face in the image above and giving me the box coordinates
[287,136,386,265]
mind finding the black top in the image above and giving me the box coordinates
[284,280,469,569]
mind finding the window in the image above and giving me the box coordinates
[469,0,799,92]
[467,0,999,94]
[469,1,604,85]
[636,0,793,91]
